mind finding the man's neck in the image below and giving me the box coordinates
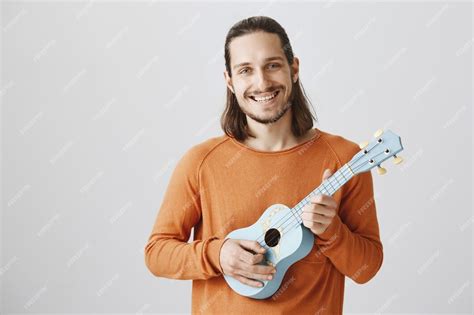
[243,111,315,152]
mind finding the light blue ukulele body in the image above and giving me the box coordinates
[222,129,404,299]
[224,204,314,299]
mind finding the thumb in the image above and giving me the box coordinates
[239,240,266,254]
[322,168,333,181]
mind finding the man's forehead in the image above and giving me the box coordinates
[229,32,286,67]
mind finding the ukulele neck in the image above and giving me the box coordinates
[291,164,355,224]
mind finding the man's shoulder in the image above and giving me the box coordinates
[317,129,360,164]
[180,134,230,167]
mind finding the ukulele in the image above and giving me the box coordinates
[223,129,404,299]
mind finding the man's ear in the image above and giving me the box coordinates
[291,57,300,83]
[223,70,234,94]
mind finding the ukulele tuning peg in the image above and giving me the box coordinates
[374,129,384,138]
[377,165,387,175]
[359,141,369,149]
[393,155,404,165]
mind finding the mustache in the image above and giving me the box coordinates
[246,87,281,96]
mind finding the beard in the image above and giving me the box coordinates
[239,99,293,125]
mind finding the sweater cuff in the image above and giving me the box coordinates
[316,213,342,244]
[207,238,229,275]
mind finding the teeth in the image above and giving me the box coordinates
[252,91,278,102]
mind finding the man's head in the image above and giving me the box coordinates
[221,16,316,141]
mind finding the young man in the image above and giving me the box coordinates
[145,16,383,314]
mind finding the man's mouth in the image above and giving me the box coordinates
[249,90,280,103]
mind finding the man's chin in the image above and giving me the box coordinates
[245,103,291,124]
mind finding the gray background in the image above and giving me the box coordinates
[1,0,473,314]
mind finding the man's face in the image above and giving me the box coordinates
[225,31,299,125]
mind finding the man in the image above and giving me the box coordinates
[145,16,383,314]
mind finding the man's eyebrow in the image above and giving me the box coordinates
[232,56,285,70]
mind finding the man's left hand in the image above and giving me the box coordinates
[301,169,338,235]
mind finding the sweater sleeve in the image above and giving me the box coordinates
[315,167,384,284]
[144,147,227,280]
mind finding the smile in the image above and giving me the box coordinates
[249,90,280,103]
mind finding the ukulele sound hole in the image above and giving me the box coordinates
[264,228,281,247]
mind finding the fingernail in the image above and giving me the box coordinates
[267,275,273,280]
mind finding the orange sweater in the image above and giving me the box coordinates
[145,128,383,314]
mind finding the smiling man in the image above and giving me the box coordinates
[145,16,383,314]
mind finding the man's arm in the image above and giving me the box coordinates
[315,170,384,284]
[144,148,227,280]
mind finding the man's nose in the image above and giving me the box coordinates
[253,69,271,92]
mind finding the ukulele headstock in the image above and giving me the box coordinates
[349,129,404,175]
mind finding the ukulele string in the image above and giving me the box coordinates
[259,149,387,249]
[253,166,351,248]
[254,145,386,249]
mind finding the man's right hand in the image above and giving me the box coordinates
[219,239,276,288]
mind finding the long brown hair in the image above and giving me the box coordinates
[221,16,317,141]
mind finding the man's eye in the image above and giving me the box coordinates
[239,68,250,74]
[268,63,280,69]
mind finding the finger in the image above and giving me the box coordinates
[234,274,264,288]
[239,240,266,254]
[302,213,332,225]
[302,219,326,231]
[309,194,338,209]
[304,205,336,218]
[251,253,266,264]
[237,267,274,281]
[238,250,257,265]
[322,168,333,181]
[248,263,277,276]
[301,212,332,225]
[239,251,265,265]
[233,258,275,276]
